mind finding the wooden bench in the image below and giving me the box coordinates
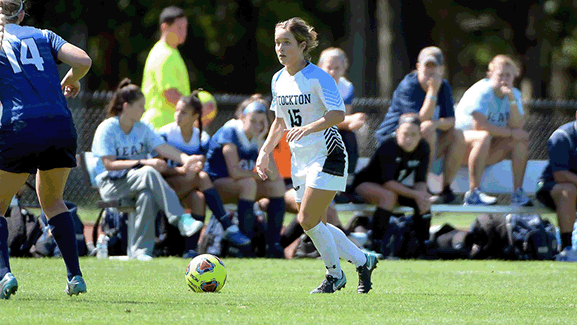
[335,158,553,216]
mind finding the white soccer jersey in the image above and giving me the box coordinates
[271,63,348,188]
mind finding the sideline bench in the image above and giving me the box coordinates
[335,158,553,216]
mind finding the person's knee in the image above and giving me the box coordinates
[451,128,466,147]
[553,183,577,201]
[298,210,318,230]
[378,189,397,209]
[420,121,436,141]
[238,177,257,197]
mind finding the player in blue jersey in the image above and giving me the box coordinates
[157,91,250,257]
[374,46,466,204]
[536,115,577,251]
[0,0,92,299]
[205,94,286,258]
[455,55,532,206]
[92,79,206,261]
[256,17,377,294]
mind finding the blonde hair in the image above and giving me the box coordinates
[0,0,24,43]
[488,54,521,78]
[235,94,269,119]
[275,17,318,60]
[317,47,349,70]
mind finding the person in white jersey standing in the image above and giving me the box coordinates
[256,17,378,294]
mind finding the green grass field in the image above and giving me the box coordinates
[1,257,576,324]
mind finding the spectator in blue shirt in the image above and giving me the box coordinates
[375,46,466,204]
[455,55,532,206]
[536,117,577,251]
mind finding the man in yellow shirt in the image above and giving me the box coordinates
[142,6,191,129]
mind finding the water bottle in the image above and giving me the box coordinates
[96,234,109,259]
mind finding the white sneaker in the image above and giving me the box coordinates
[464,188,497,205]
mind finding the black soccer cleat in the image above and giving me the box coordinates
[310,271,346,294]
[357,252,378,293]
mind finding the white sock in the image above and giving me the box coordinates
[326,223,367,267]
[304,222,342,278]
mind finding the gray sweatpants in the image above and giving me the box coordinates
[98,166,185,258]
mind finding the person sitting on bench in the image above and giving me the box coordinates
[351,114,431,256]
[455,54,533,207]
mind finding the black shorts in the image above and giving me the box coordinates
[0,134,77,174]
[535,180,556,210]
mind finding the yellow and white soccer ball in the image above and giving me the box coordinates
[185,254,227,293]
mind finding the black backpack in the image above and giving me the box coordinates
[6,205,42,257]
[379,215,421,259]
[505,214,559,260]
[470,213,559,260]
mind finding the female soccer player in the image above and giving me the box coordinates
[351,114,432,257]
[92,79,205,261]
[256,17,377,294]
[158,91,251,257]
[205,94,286,258]
[0,0,92,299]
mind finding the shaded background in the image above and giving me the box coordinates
[24,0,577,100]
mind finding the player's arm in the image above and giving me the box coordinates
[222,143,261,181]
[58,43,92,98]
[163,88,183,106]
[506,92,524,129]
[100,155,143,171]
[286,110,344,142]
[257,117,285,180]
[471,112,513,137]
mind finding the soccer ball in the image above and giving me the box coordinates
[197,90,218,127]
[185,254,227,293]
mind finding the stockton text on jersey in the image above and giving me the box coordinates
[277,94,311,106]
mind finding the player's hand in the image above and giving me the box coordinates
[286,125,311,142]
[500,84,513,98]
[427,72,442,94]
[416,190,432,213]
[148,158,168,173]
[61,78,81,98]
[255,151,270,180]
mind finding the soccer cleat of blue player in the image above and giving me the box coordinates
[222,224,251,247]
[310,271,347,294]
[357,252,378,294]
[66,275,87,296]
[1,272,18,299]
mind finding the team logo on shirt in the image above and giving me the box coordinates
[116,143,145,157]
[277,94,311,106]
[407,160,420,168]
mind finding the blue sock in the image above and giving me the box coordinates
[237,199,255,239]
[184,214,204,251]
[203,188,232,229]
[0,217,10,279]
[266,197,285,246]
[48,211,82,281]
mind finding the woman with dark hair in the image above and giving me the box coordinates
[158,91,251,258]
[91,79,204,261]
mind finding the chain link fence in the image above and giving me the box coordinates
[16,92,577,207]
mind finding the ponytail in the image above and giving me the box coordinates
[0,0,25,44]
[180,90,203,143]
